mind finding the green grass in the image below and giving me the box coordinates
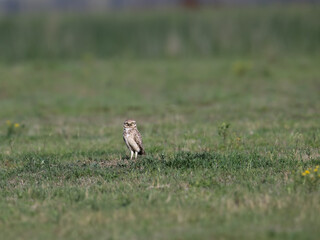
[0,55,319,240]
[1,6,320,240]
[0,6,320,61]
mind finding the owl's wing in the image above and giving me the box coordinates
[134,130,145,155]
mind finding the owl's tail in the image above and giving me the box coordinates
[138,149,146,155]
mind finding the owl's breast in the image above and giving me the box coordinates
[123,128,131,138]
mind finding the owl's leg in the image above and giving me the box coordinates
[135,151,138,159]
[130,150,134,160]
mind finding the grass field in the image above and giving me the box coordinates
[1,6,320,61]
[1,6,320,240]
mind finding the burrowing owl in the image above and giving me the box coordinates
[123,119,145,160]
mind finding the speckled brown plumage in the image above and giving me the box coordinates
[123,119,145,160]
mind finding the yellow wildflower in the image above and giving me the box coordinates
[305,170,310,174]
[6,120,11,126]
[302,172,306,176]
[14,123,20,128]
[314,168,318,172]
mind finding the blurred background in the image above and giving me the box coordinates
[0,0,319,62]
[1,0,319,13]
[0,0,319,138]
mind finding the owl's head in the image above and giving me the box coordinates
[124,119,137,129]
